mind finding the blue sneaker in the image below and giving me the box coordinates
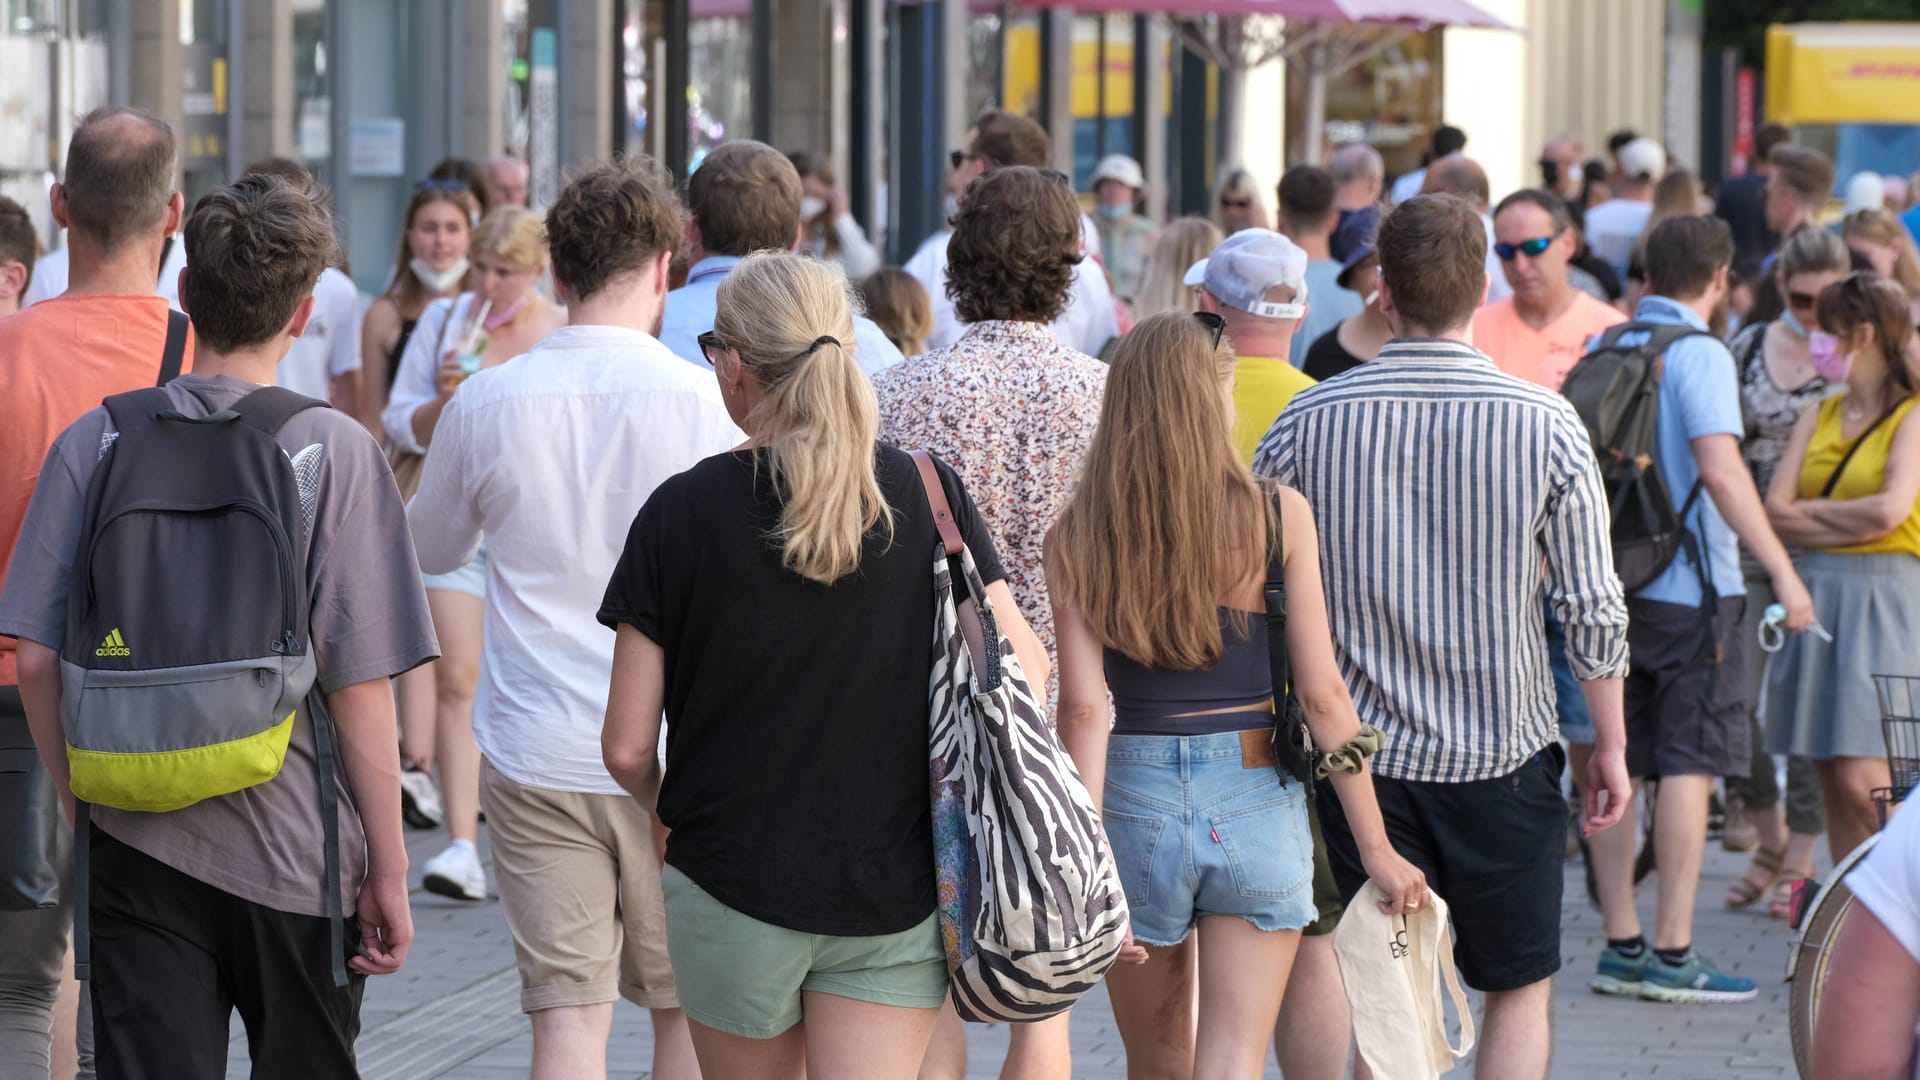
[1589,944,1648,996]
[1638,950,1758,1004]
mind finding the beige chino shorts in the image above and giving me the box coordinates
[479,759,678,1012]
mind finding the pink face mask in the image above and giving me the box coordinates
[1808,331,1851,382]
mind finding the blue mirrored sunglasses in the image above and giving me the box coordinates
[1494,230,1563,261]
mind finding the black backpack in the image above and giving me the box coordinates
[1560,322,1715,594]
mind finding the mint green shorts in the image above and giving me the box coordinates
[660,864,949,1038]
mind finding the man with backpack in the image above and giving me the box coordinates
[1572,214,1813,1006]
[0,105,197,1080]
[0,170,438,1076]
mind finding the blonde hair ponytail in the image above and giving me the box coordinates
[714,252,891,584]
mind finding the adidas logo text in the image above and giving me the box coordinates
[95,628,130,658]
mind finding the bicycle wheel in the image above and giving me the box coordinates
[1788,834,1882,1078]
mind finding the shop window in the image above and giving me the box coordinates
[1283,26,1441,180]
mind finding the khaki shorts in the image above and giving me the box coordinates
[479,759,678,1012]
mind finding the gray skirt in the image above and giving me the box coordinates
[1764,551,1920,760]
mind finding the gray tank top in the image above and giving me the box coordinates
[1103,609,1275,737]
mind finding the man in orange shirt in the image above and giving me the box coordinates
[1474,189,1624,391]
[0,105,191,1078]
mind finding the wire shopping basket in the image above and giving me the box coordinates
[1874,674,1920,804]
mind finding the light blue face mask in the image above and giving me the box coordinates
[1780,307,1809,338]
[1096,201,1130,221]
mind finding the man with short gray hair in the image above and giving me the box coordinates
[1331,142,1384,214]
[0,107,194,1077]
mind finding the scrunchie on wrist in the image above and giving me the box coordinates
[1314,724,1386,779]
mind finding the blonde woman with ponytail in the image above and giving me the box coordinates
[1047,312,1424,1078]
[600,251,1045,1079]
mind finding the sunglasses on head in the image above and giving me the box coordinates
[1192,310,1226,349]
[1494,230,1564,261]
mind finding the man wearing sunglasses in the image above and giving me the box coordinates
[1474,190,1625,392]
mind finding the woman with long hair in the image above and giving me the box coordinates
[857,267,933,357]
[1721,227,1851,916]
[1213,168,1269,236]
[790,151,881,280]
[1048,312,1424,1078]
[1131,217,1225,322]
[359,179,479,435]
[1844,209,1920,301]
[381,206,566,900]
[1765,272,1920,868]
[600,252,1048,1078]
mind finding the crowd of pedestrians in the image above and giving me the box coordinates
[0,101,1917,1080]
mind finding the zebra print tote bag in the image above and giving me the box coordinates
[910,452,1130,1023]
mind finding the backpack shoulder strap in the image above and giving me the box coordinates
[230,385,329,436]
[156,309,187,386]
[100,387,176,441]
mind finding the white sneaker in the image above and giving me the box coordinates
[399,764,443,830]
[422,842,488,901]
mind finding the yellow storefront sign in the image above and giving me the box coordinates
[1767,22,1920,126]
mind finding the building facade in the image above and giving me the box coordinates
[18,0,1680,296]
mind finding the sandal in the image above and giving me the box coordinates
[1725,845,1785,909]
[1770,871,1815,921]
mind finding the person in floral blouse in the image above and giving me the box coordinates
[872,162,1106,1080]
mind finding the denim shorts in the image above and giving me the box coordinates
[1545,607,1596,745]
[421,539,487,597]
[1101,730,1317,946]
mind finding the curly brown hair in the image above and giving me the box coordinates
[546,155,684,301]
[947,166,1080,325]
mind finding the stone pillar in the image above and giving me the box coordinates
[772,0,834,156]
[243,0,294,162]
[558,0,614,168]
[129,0,185,145]
[459,0,506,159]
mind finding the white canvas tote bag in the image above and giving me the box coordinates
[1331,887,1475,1079]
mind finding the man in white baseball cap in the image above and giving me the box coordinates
[1090,153,1156,302]
[1186,227,1319,462]
[1586,137,1667,281]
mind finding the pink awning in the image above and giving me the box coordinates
[1015,0,1512,27]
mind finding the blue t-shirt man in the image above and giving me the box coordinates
[660,255,904,376]
[1290,260,1363,364]
[1599,296,1746,606]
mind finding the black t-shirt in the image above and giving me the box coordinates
[1303,323,1366,381]
[599,445,1006,936]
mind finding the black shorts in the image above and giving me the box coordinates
[1624,596,1749,779]
[1315,746,1566,993]
[88,826,366,1079]
[1303,791,1344,938]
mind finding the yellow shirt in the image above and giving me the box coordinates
[1798,396,1920,556]
[1232,356,1317,465]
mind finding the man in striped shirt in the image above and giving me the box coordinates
[1254,194,1631,1080]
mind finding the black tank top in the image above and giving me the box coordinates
[388,318,418,391]
[1103,609,1275,736]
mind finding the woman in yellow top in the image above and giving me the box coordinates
[1764,272,1920,864]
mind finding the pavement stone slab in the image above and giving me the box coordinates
[217,815,1804,1078]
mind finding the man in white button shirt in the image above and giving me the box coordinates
[905,109,1119,356]
[408,157,742,1080]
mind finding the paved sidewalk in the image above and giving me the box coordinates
[227,826,1804,1078]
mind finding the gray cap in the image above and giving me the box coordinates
[1184,228,1309,320]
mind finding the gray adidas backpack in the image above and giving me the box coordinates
[61,384,343,981]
